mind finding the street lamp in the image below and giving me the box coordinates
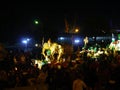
[22,38,30,51]
[75,28,79,33]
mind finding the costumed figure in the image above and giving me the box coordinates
[42,39,52,61]
[83,36,88,49]
[42,38,64,62]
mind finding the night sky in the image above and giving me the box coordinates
[0,1,120,44]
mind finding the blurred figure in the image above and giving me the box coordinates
[73,73,87,90]
[36,66,48,90]
[0,43,8,89]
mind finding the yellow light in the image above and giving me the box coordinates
[75,28,79,33]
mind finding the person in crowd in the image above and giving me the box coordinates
[73,73,87,90]
[0,43,9,89]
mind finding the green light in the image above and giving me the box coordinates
[34,20,39,25]
[118,34,120,40]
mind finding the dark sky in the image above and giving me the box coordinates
[0,1,120,43]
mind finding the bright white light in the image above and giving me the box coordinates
[74,39,80,43]
[59,37,64,40]
[22,38,31,44]
[27,38,30,41]
[22,40,27,44]
[35,44,38,47]
[112,38,115,42]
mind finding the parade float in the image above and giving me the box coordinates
[32,38,65,69]
[109,40,120,51]
[41,38,64,62]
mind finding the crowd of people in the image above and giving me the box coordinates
[0,43,120,90]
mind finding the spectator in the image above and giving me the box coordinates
[73,73,87,90]
[0,43,8,89]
